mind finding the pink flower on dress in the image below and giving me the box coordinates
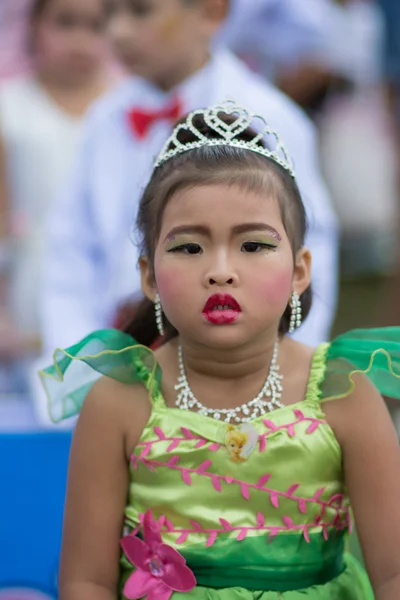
[121,510,196,600]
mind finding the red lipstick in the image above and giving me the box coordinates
[202,293,241,325]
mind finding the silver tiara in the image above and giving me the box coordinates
[154,100,295,177]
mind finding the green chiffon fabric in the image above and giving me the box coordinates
[40,327,400,599]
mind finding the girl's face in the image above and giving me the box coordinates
[142,183,311,350]
[32,0,107,80]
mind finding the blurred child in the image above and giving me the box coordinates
[0,0,114,392]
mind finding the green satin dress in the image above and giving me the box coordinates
[40,327,400,600]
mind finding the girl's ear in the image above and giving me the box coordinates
[139,255,157,301]
[292,247,312,296]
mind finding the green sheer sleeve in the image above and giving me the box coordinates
[320,327,400,402]
[39,329,161,423]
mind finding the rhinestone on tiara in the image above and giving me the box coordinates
[154,100,295,177]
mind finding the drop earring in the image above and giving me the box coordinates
[154,293,164,337]
[289,291,302,333]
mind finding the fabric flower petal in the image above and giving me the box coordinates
[158,545,196,592]
[123,569,159,599]
[146,580,174,600]
[143,510,163,552]
[163,561,197,592]
[158,543,187,567]
[120,535,151,571]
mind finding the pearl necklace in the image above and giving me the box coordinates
[174,342,284,424]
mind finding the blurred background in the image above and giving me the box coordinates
[0,0,399,596]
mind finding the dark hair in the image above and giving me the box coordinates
[125,112,312,346]
[26,0,52,54]
[29,0,52,22]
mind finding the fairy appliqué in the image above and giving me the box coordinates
[225,424,258,463]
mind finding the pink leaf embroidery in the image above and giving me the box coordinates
[167,455,180,468]
[323,527,329,541]
[267,529,278,543]
[312,488,326,502]
[206,532,217,547]
[208,443,221,451]
[287,483,300,496]
[190,520,202,532]
[287,424,295,437]
[181,427,195,439]
[139,444,152,459]
[167,440,180,452]
[143,460,155,472]
[237,529,248,541]
[259,436,266,452]
[263,419,277,431]
[212,475,222,492]
[303,528,310,543]
[293,409,305,420]
[306,421,319,434]
[298,499,307,514]
[198,460,213,474]
[176,532,189,544]
[219,519,232,531]
[257,474,271,488]
[195,439,208,449]
[257,512,265,528]
[241,484,250,500]
[270,491,279,508]
[154,427,166,440]
[157,515,166,528]
[347,514,354,534]
[181,470,192,485]
[165,519,174,532]
[225,477,234,484]
[282,516,294,528]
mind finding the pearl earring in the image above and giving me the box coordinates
[289,291,302,333]
[154,293,164,337]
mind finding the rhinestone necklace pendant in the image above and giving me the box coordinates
[174,342,284,423]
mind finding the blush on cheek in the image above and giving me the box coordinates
[253,270,293,309]
[156,271,188,311]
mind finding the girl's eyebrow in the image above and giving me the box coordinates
[164,223,282,243]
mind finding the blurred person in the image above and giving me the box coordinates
[216,0,350,115]
[376,0,400,328]
[35,0,338,425]
[318,0,399,279]
[0,0,31,79]
[0,0,114,394]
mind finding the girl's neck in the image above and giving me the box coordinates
[36,67,113,118]
[175,332,281,382]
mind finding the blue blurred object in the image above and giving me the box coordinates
[378,0,400,92]
[0,432,72,598]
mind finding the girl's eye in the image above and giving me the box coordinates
[167,243,202,255]
[242,242,277,253]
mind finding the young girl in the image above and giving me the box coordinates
[41,101,400,599]
[0,0,113,391]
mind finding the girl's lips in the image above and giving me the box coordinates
[203,293,241,312]
[202,294,241,325]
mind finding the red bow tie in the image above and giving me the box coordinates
[128,98,182,139]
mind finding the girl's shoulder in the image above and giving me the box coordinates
[79,374,153,458]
